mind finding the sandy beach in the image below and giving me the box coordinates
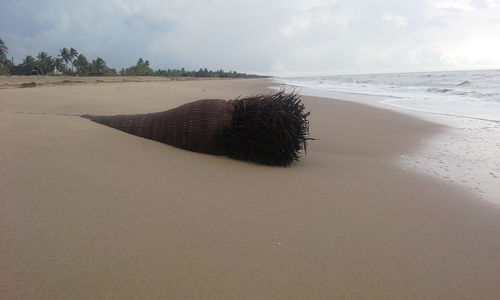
[1,77,500,299]
[0,75,229,89]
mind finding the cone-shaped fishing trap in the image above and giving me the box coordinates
[82,90,311,166]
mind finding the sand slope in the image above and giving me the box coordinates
[1,78,500,299]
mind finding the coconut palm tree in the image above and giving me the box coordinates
[58,47,70,69]
[36,52,54,74]
[69,47,78,58]
[0,38,8,72]
[91,57,107,74]
[37,51,48,62]
[54,58,64,73]
[69,47,78,71]
[36,51,49,67]
[0,38,7,60]
[74,54,89,74]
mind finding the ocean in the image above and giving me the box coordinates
[278,69,500,122]
[274,69,500,203]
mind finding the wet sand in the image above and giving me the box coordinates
[1,78,500,299]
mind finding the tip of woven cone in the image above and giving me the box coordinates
[217,90,311,166]
[81,114,109,123]
[81,114,93,120]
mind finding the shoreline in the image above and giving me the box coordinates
[1,78,500,299]
[274,82,500,203]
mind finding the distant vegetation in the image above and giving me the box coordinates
[0,38,10,75]
[0,39,266,78]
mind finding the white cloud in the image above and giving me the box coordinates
[485,0,500,7]
[282,15,312,37]
[382,14,409,27]
[430,0,475,11]
[1,0,500,75]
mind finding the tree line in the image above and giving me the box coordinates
[0,38,265,78]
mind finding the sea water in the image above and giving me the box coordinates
[274,70,500,203]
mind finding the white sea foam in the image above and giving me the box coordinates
[273,69,500,204]
[278,69,500,122]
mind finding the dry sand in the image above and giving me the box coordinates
[1,77,500,299]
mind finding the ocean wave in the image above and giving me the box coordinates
[278,69,500,122]
[456,80,472,86]
[426,87,452,94]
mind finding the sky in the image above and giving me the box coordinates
[1,0,500,76]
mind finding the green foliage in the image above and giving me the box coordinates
[0,38,11,74]
[120,58,154,76]
[0,59,12,75]
[74,54,90,75]
[154,67,263,78]
[69,48,78,59]
[3,43,266,78]
[69,47,78,71]
[59,47,71,69]
[88,57,117,75]
[0,38,8,60]
[35,52,53,74]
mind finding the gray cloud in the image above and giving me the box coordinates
[1,0,499,75]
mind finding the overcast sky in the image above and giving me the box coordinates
[1,0,500,75]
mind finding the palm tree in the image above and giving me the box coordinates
[0,38,7,60]
[0,38,8,70]
[37,51,49,62]
[69,47,78,71]
[54,58,64,73]
[45,56,55,73]
[74,54,89,74]
[36,52,53,74]
[92,57,107,73]
[58,48,70,69]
